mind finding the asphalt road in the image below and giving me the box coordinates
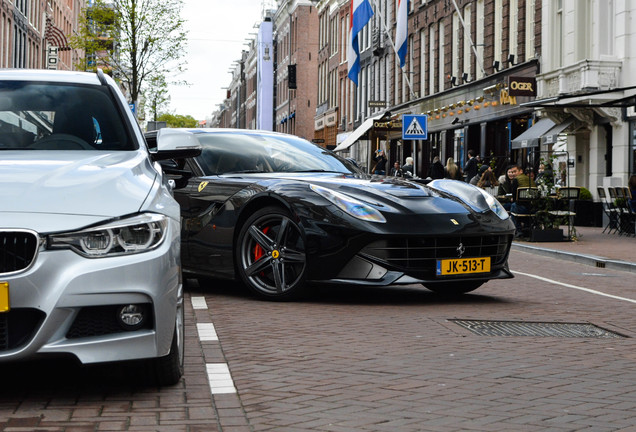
[1,248,635,431]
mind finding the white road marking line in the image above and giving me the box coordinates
[197,323,219,341]
[206,363,237,394]
[191,296,208,309]
[513,270,636,304]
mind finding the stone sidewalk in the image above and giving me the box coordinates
[512,225,635,272]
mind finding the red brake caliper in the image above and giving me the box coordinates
[253,226,270,262]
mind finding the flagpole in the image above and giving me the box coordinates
[370,0,416,100]
[450,0,486,77]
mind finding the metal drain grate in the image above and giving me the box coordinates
[451,320,625,338]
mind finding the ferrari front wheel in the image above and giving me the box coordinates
[236,207,307,300]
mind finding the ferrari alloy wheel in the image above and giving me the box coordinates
[424,281,484,297]
[237,207,307,300]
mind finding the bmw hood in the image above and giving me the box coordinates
[0,151,157,218]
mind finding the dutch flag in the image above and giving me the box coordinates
[347,0,374,86]
[396,0,408,68]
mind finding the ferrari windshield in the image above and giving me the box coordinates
[194,131,362,175]
[0,81,135,151]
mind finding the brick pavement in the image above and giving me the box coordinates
[0,226,633,431]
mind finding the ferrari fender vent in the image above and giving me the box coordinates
[360,234,511,276]
[0,308,46,351]
[0,231,39,275]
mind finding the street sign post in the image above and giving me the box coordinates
[402,114,428,140]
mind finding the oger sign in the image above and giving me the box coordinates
[508,76,537,97]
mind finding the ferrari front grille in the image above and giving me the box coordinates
[0,231,39,275]
[360,234,512,274]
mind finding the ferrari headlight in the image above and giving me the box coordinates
[48,213,168,257]
[429,179,509,220]
[477,188,509,220]
[310,184,386,223]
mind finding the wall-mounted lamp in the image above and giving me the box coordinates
[449,76,457,86]
[492,60,500,71]
[461,72,470,83]
[508,54,515,66]
[451,117,460,125]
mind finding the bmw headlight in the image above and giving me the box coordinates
[48,213,168,257]
[310,184,386,223]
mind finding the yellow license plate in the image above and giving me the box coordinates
[0,282,9,312]
[436,257,491,276]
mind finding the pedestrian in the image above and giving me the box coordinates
[444,157,462,180]
[390,161,404,177]
[497,164,519,210]
[470,164,489,185]
[464,149,478,182]
[402,157,414,177]
[428,156,445,179]
[372,149,387,175]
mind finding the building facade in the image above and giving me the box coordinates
[273,0,319,141]
[1,0,83,70]
[214,0,635,196]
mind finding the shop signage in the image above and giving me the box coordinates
[312,138,325,143]
[47,46,58,70]
[508,76,537,96]
[369,100,387,107]
[314,118,324,130]
[325,113,337,126]
[499,89,517,106]
[373,120,402,131]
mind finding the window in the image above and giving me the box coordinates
[476,0,485,78]
[509,0,518,61]
[419,28,426,96]
[494,0,502,66]
[438,20,445,92]
[463,4,471,80]
[525,0,535,60]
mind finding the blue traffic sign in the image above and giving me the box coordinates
[402,114,428,140]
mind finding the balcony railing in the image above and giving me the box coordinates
[537,59,622,98]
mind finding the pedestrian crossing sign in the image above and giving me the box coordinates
[402,114,428,140]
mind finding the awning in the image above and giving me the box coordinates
[541,117,575,145]
[511,118,555,149]
[333,113,384,152]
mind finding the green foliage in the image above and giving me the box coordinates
[157,113,198,128]
[71,0,188,115]
[579,187,592,201]
[69,2,117,72]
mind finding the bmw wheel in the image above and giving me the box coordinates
[236,206,307,300]
[148,284,185,386]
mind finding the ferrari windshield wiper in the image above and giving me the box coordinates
[225,170,266,174]
[289,169,347,174]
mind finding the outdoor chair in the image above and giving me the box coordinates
[613,187,635,236]
[510,187,540,235]
[597,187,620,234]
[548,187,580,239]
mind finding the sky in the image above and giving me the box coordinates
[166,0,269,121]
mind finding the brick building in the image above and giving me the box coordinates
[273,0,319,141]
[1,0,83,70]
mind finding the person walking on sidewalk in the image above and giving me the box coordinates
[464,149,478,183]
